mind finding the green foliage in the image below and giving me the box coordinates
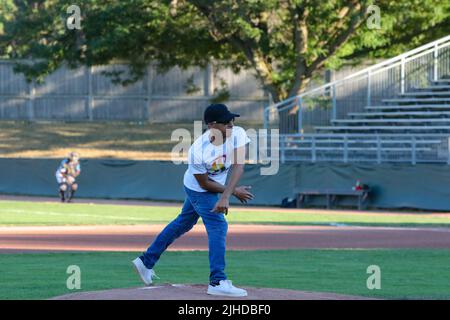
[0,0,17,56]
[302,95,332,111]
[210,88,231,104]
[183,75,202,95]
[0,0,448,100]
[210,76,230,103]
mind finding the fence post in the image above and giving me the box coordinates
[367,71,372,107]
[400,57,406,94]
[332,84,337,120]
[263,108,269,130]
[146,65,153,121]
[411,136,416,165]
[377,135,381,164]
[264,93,274,130]
[204,62,214,96]
[311,136,316,163]
[280,135,285,164]
[86,66,93,121]
[297,97,303,133]
[434,43,439,81]
[28,80,35,121]
[343,135,348,163]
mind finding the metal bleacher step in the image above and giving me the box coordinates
[412,85,450,91]
[315,125,450,133]
[331,118,450,125]
[365,104,450,111]
[382,97,450,104]
[284,147,433,152]
[432,79,450,85]
[400,91,450,97]
[349,111,450,118]
[283,139,443,145]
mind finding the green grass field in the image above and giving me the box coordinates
[1,199,449,300]
[0,200,449,228]
[1,249,449,300]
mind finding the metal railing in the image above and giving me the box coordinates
[276,133,450,164]
[264,35,450,134]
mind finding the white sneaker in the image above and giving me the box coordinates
[207,280,248,297]
[132,257,159,286]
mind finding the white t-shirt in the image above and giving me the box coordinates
[183,126,251,192]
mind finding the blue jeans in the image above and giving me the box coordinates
[140,186,228,283]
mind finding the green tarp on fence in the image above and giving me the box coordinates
[0,158,449,210]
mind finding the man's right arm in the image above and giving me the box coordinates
[193,173,254,204]
[194,174,227,193]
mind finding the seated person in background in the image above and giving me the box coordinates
[55,152,81,202]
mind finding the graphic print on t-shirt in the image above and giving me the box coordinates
[183,126,251,192]
[208,154,227,176]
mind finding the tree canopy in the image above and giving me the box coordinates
[0,0,449,102]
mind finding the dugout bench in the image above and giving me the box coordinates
[295,188,370,210]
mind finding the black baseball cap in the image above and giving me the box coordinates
[204,103,240,124]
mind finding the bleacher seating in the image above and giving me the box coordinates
[265,36,450,164]
[316,77,450,134]
[278,76,450,163]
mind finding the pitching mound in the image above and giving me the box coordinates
[50,284,374,300]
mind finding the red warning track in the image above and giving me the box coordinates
[1,224,449,253]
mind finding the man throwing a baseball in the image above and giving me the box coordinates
[55,152,81,202]
[132,103,254,297]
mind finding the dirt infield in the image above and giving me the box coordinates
[50,284,375,300]
[1,224,449,253]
